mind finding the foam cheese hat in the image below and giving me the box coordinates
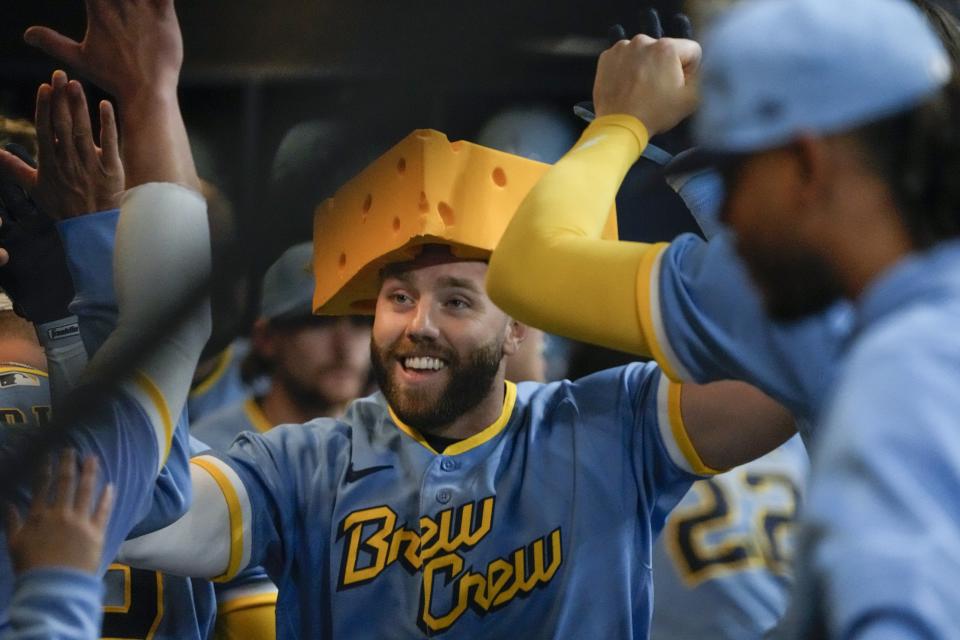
[312,129,618,315]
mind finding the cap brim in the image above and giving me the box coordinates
[664,147,746,177]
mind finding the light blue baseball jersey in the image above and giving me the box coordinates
[1,193,214,639]
[651,435,808,639]
[130,363,711,638]
[2,569,103,640]
[639,232,853,435]
[188,341,254,423]
[191,395,271,453]
[61,209,217,640]
[0,366,51,427]
[189,397,283,630]
[789,240,960,639]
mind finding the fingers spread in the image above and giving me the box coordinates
[99,100,122,175]
[35,83,55,167]
[52,449,77,510]
[50,71,74,151]
[67,80,99,167]
[23,27,83,70]
[74,455,99,513]
[92,483,114,530]
[29,458,53,516]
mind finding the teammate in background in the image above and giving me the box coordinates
[3,453,114,640]
[0,65,218,638]
[193,242,371,451]
[489,0,960,635]
[0,302,47,393]
[192,242,370,640]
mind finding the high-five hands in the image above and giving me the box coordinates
[23,0,183,103]
[0,71,123,324]
[0,71,123,221]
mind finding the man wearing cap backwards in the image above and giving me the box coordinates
[113,122,798,637]
[488,0,960,635]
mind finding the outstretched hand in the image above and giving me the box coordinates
[5,450,114,576]
[24,0,183,103]
[24,0,198,190]
[0,70,123,220]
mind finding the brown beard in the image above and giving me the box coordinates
[737,238,844,322]
[370,335,504,434]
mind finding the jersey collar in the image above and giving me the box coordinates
[387,381,518,455]
[243,396,273,433]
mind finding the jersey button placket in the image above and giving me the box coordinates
[436,488,452,504]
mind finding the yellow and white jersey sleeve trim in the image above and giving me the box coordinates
[655,374,719,477]
[120,370,174,472]
[117,455,252,581]
[217,582,278,614]
[191,456,255,582]
[637,243,695,382]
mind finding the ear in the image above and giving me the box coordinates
[501,319,527,357]
[249,318,278,360]
[792,134,834,220]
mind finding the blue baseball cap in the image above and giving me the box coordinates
[673,0,952,171]
[260,242,316,321]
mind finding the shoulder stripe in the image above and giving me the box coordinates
[636,243,694,382]
[192,456,253,582]
[656,374,718,477]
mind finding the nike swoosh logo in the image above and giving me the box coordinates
[344,463,394,483]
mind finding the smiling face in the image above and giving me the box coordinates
[370,254,523,435]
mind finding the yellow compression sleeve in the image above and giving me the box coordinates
[487,114,661,356]
[214,595,277,640]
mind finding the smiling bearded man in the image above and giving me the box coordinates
[115,129,796,640]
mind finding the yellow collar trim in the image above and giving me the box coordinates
[0,364,48,378]
[243,397,274,433]
[190,346,234,398]
[388,381,517,455]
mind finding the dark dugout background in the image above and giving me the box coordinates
[0,0,701,492]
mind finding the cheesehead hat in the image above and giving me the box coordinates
[312,129,618,315]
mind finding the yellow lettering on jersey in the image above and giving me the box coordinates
[338,496,563,634]
[31,405,51,424]
[0,408,26,425]
[420,528,563,633]
[340,506,397,587]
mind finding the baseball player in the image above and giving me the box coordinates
[488,0,960,635]
[193,242,371,452]
[112,120,796,639]
[0,3,216,636]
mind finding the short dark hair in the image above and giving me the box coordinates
[851,0,960,248]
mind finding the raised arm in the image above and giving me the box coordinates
[487,35,700,354]
[25,0,199,191]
